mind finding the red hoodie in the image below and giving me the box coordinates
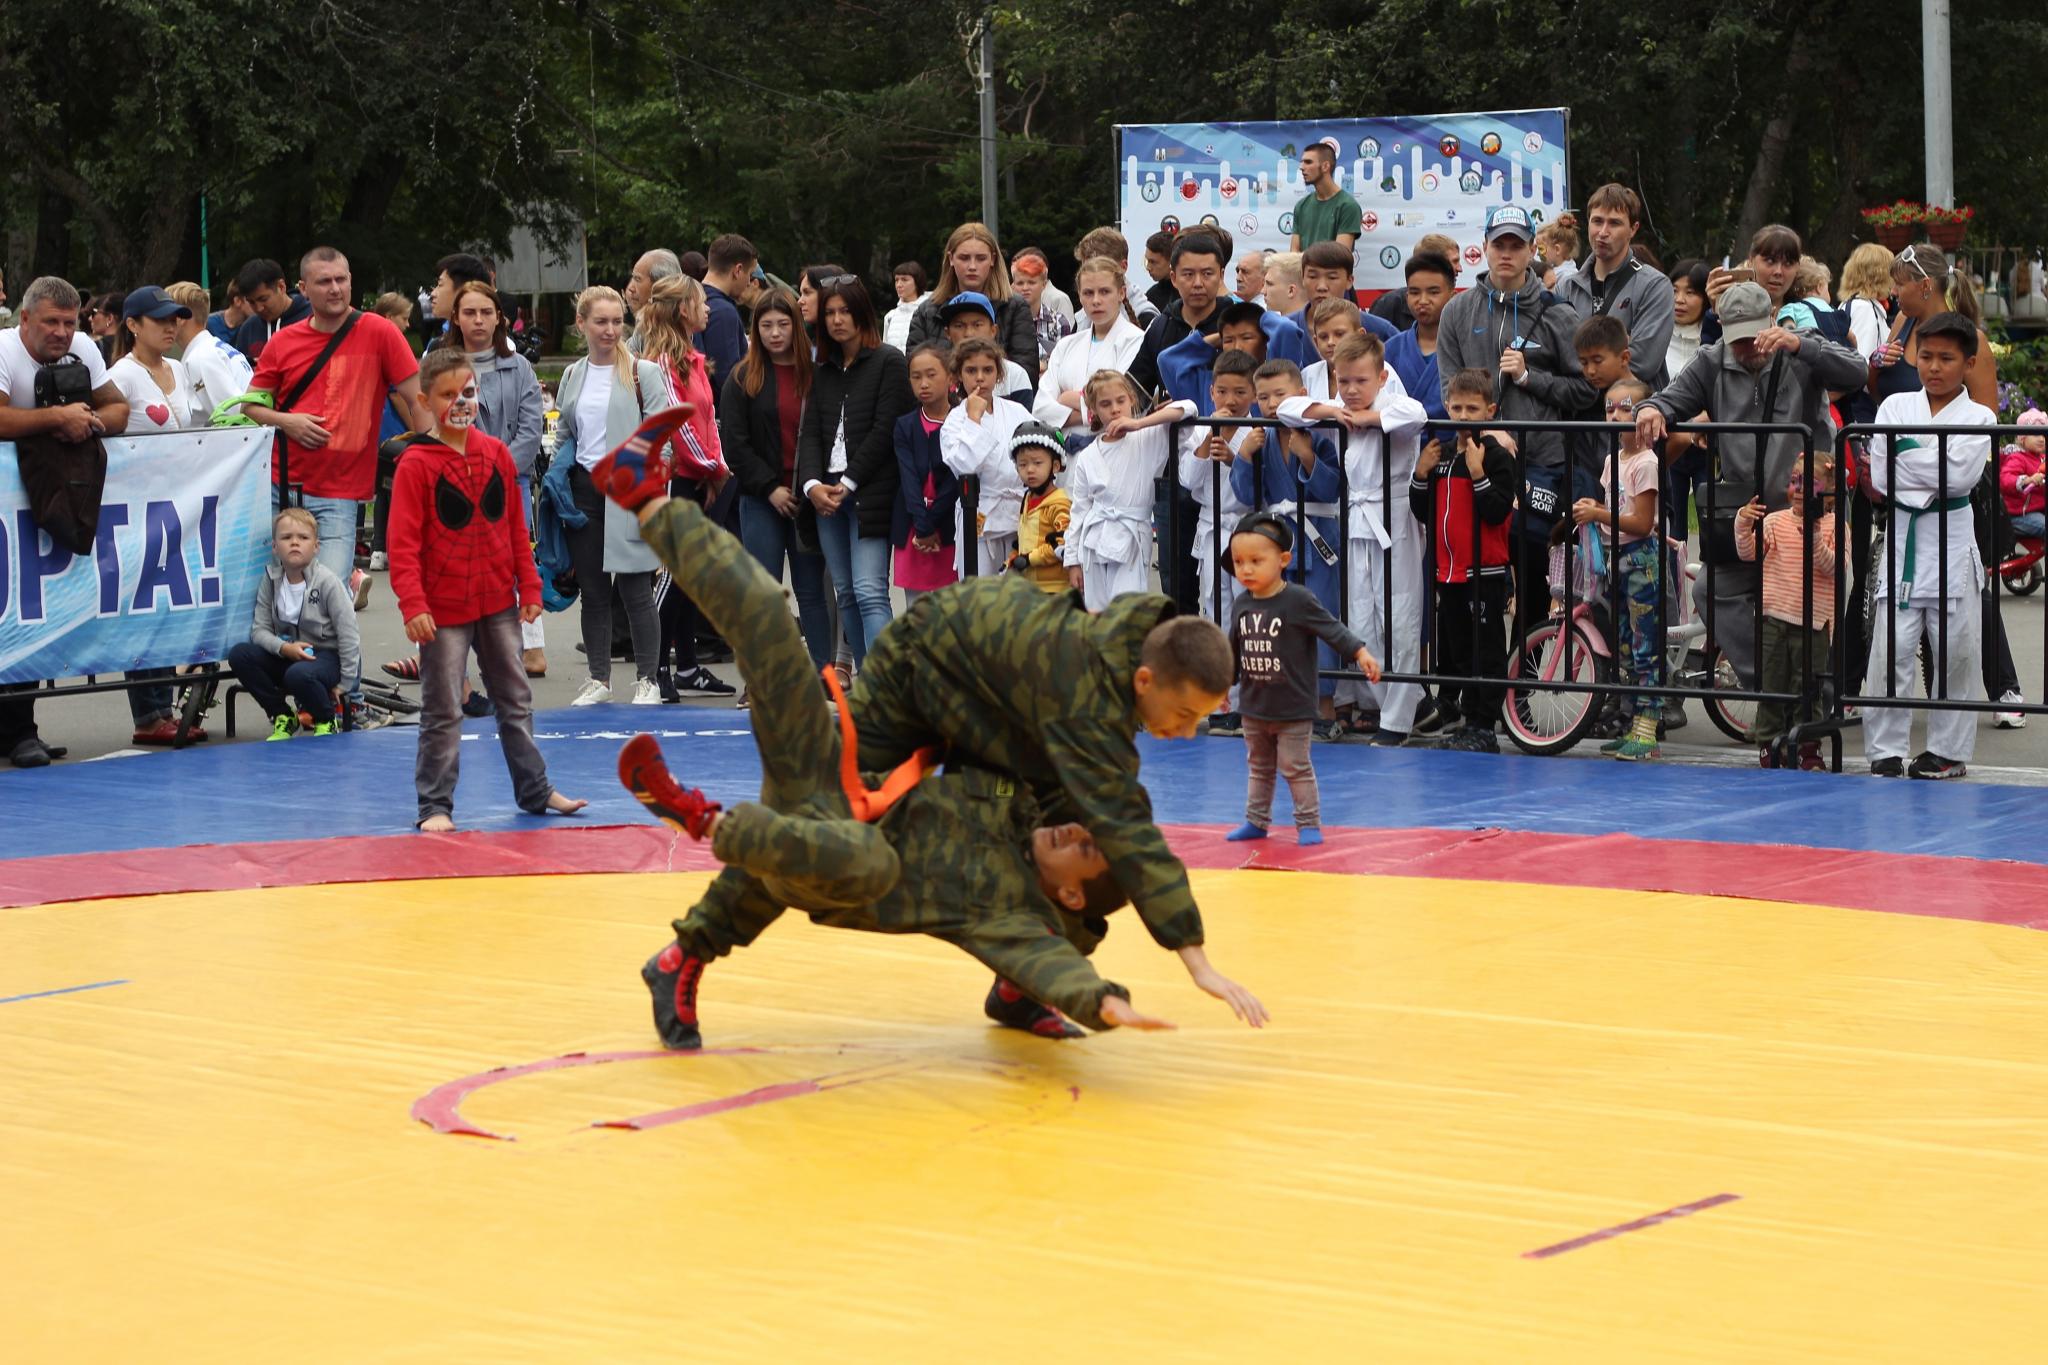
[386,430,542,626]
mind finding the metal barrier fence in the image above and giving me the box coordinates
[1123,412,2048,770]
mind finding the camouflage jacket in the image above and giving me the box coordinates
[851,575,1205,951]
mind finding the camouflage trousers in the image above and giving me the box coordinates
[641,497,900,914]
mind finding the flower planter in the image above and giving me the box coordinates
[1875,223,1913,251]
[1928,220,1968,252]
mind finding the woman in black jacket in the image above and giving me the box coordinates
[902,222,1038,382]
[795,275,914,667]
[719,287,835,668]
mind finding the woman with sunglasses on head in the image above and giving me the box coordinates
[795,275,914,672]
[1867,242,2021,723]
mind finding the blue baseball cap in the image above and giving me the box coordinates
[940,291,997,324]
[122,285,192,322]
[1483,205,1534,244]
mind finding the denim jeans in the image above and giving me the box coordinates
[416,606,553,824]
[226,640,343,722]
[737,494,834,667]
[811,507,893,665]
[125,668,177,725]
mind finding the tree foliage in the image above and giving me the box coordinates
[6,0,2048,296]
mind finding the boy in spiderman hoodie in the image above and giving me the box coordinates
[387,348,588,830]
[1408,367,1518,751]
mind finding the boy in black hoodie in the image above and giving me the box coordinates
[1410,368,1519,752]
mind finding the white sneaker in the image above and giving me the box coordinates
[570,678,611,707]
[368,551,388,571]
[1995,690,2027,728]
[632,678,661,705]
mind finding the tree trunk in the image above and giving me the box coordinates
[1734,35,1817,252]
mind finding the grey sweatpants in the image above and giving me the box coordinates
[1243,716,1318,828]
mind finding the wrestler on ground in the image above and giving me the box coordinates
[600,409,1269,1027]
[594,422,1191,1042]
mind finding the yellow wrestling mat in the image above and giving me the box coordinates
[6,868,2048,1362]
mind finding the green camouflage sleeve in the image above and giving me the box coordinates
[1039,718,1205,950]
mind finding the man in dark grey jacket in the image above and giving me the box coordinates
[1637,282,1868,684]
[1437,205,1591,647]
[1558,183,1676,387]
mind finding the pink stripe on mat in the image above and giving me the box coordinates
[1522,1192,1742,1259]
[4,823,2048,929]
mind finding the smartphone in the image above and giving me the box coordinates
[1727,267,1757,284]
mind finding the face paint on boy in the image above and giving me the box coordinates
[446,380,480,429]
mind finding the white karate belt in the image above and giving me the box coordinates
[1072,502,1154,560]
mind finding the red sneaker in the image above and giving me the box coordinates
[132,718,181,746]
[591,405,695,508]
[618,732,721,839]
[641,941,706,1050]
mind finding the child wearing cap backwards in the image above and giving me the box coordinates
[2001,408,2048,542]
[1279,330,1429,746]
[942,292,1032,402]
[387,347,588,830]
[1862,310,1997,781]
[940,336,1031,576]
[1007,420,1073,592]
[1066,370,1197,609]
[1226,512,1382,845]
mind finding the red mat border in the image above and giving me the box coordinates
[5,823,2047,929]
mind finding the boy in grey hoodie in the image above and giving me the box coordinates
[225,507,362,738]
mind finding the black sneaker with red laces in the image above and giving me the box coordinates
[642,941,707,1050]
[983,977,1085,1040]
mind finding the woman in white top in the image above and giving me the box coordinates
[1032,256,1145,440]
[106,287,197,434]
[881,261,927,353]
[543,284,670,706]
[105,286,198,739]
[1665,259,1711,381]
[165,281,253,424]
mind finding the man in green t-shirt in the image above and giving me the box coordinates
[1289,137,1363,252]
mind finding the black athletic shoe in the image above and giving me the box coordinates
[642,941,706,1049]
[1369,727,1410,748]
[675,666,737,697]
[1311,718,1343,744]
[984,977,1084,1039]
[1206,711,1243,737]
[1870,756,1905,778]
[1907,751,1967,781]
[1443,725,1500,754]
[656,667,680,704]
[461,690,495,719]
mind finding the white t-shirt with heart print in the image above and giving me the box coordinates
[107,354,197,432]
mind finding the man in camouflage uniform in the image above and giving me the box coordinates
[615,488,1169,1043]
[592,409,1265,1045]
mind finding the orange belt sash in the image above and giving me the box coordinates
[823,666,940,822]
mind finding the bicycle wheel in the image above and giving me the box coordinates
[1505,619,1609,756]
[1704,645,1758,743]
[173,666,220,749]
[2005,562,2042,596]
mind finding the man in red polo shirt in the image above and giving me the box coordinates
[247,245,422,593]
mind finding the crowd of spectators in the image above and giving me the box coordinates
[2,174,2041,783]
